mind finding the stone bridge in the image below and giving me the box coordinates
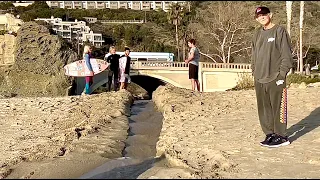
[74,60,252,95]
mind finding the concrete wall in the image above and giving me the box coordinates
[201,69,252,92]
[131,61,252,92]
[0,34,15,65]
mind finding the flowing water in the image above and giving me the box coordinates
[79,100,167,179]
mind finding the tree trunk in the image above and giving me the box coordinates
[227,46,231,63]
[299,1,304,73]
[286,1,293,36]
[286,1,293,74]
[175,24,180,61]
[183,33,186,61]
[296,40,300,71]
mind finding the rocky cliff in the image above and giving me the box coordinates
[0,21,78,97]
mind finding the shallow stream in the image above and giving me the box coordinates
[79,100,167,179]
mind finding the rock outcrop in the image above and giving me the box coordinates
[0,34,16,65]
[0,21,78,97]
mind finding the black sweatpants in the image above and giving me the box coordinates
[107,71,119,91]
[254,75,288,137]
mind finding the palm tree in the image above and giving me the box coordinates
[167,3,185,61]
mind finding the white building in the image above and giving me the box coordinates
[12,1,34,7]
[35,16,104,47]
[45,1,186,12]
[0,13,23,32]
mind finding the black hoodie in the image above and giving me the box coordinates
[251,25,294,83]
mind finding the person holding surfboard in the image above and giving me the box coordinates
[106,46,121,92]
[83,45,94,95]
[119,47,131,90]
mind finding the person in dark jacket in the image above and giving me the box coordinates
[118,47,131,90]
[251,6,294,148]
[105,46,120,91]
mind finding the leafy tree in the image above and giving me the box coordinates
[27,1,49,10]
[189,2,254,63]
[167,3,186,61]
[304,47,320,67]
[0,2,14,10]
[124,26,135,47]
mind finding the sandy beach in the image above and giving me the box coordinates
[152,85,320,178]
[1,90,133,179]
[1,84,320,179]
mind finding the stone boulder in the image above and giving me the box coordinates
[0,21,78,97]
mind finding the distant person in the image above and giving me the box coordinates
[184,39,200,92]
[83,45,94,95]
[105,46,121,92]
[118,47,131,90]
[251,6,293,148]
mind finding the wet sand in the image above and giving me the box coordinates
[81,100,194,179]
[80,100,168,179]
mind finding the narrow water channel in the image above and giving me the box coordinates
[79,100,165,179]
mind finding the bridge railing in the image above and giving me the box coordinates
[130,61,251,70]
[130,61,188,69]
[201,62,252,69]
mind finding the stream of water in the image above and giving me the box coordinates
[79,100,166,179]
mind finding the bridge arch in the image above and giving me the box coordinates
[73,72,173,96]
[130,74,169,97]
[131,74,181,88]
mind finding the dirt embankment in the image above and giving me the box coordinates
[152,85,320,179]
[0,21,77,97]
[0,90,133,179]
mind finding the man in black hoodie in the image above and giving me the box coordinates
[251,6,294,148]
[105,46,120,91]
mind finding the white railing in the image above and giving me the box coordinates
[99,20,144,24]
[201,63,251,69]
[129,61,251,70]
[130,61,188,69]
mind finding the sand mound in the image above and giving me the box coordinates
[0,90,133,178]
[152,85,320,178]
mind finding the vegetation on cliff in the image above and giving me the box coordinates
[0,22,77,97]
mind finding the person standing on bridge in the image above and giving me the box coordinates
[185,39,200,92]
[105,46,121,92]
[251,6,293,148]
[83,45,94,95]
[118,47,131,90]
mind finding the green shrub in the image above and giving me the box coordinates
[0,30,7,35]
[287,73,320,85]
[230,72,254,91]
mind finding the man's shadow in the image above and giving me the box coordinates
[287,106,320,142]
